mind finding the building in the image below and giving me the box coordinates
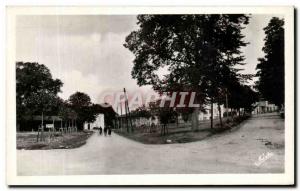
[131,116,159,127]
[252,100,278,114]
[117,115,159,128]
[84,114,105,130]
[117,103,226,129]
[198,104,225,121]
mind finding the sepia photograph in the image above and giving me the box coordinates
[6,6,294,185]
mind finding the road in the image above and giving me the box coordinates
[17,113,284,175]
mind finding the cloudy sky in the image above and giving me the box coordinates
[16,14,282,111]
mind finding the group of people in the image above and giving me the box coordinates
[98,126,112,136]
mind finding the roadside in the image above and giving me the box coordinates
[115,115,249,144]
[17,113,284,175]
[17,130,94,150]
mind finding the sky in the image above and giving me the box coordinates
[16,14,282,112]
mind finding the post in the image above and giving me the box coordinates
[123,88,129,133]
[60,119,63,135]
[210,98,213,129]
[41,112,44,141]
[218,102,223,128]
[191,107,199,131]
[75,119,77,132]
[120,102,123,129]
[124,88,133,132]
[176,113,179,129]
[127,101,134,132]
[69,120,71,133]
[225,88,228,119]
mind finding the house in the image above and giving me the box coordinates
[84,114,105,130]
[252,100,278,114]
[117,103,226,129]
[117,114,159,128]
[198,104,225,121]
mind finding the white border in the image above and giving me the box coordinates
[6,6,294,185]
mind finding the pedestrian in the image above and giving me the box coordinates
[99,126,102,135]
[108,127,112,136]
[104,127,107,136]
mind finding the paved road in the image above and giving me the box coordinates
[18,113,284,175]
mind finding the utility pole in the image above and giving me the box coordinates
[211,98,213,129]
[120,102,123,130]
[124,88,133,133]
[123,88,129,133]
[116,104,119,129]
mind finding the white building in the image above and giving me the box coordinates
[118,103,226,128]
[84,114,105,130]
[119,115,159,128]
[252,101,278,114]
[198,104,225,121]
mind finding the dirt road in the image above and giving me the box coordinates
[17,113,284,175]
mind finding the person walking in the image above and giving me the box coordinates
[99,126,102,135]
[108,127,112,136]
[104,127,107,136]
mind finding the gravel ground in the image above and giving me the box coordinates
[17,113,284,175]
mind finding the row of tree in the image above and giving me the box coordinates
[255,17,284,108]
[124,14,260,130]
[16,62,116,131]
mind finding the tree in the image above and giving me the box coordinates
[16,62,63,130]
[149,100,177,135]
[58,101,77,126]
[227,83,258,115]
[256,17,284,107]
[67,93,117,130]
[94,103,117,127]
[124,15,249,130]
[131,105,152,119]
[68,92,95,130]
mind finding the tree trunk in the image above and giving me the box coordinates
[41,112,44,141]
[218,102,223,128]
[210,98,213,129]
[161,124,167,136]
[191,107,199,131]
[176,113,179,129]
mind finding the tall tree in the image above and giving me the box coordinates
[256,17,284,107]
[149,100,177,135]
[227,83,259,115]
[16,62,63,130]
[58,101,78,126]
[68,92,95,130]
[124,15,249,129]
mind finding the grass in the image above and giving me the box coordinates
[17,130,94,150]
[115,116,249,144]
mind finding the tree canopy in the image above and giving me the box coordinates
[131,105,152,119]
[227,83,258,113]
[16,62,63,121]
[68,92,96,129]
[124,15,254,129]
[255,17,284,107]
[16,62,117,131]
[124,15,249,102]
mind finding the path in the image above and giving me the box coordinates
[17,113,284,175]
